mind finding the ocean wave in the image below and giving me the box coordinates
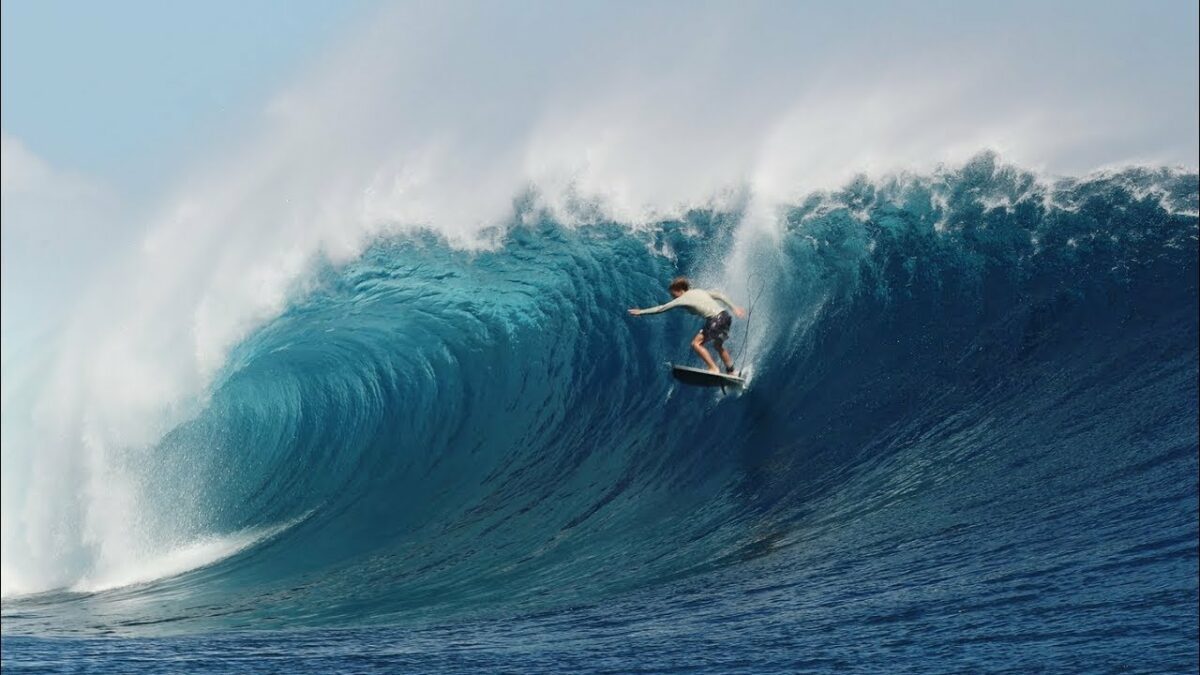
[2,156,1196,637]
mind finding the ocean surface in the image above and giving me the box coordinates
[3,156,1198,672]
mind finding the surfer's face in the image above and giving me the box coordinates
[670,289,683,298]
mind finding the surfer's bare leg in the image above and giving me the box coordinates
[691,331,720,372]
[718,345,735,372]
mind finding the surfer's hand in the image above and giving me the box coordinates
[735,306,747,319]
[628,308,642,316]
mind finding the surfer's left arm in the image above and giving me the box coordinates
[708,290,747,319]
[628,297,683,316]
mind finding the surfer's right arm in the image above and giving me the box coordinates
[707,290,747,319]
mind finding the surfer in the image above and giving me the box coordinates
[628,276,747,373]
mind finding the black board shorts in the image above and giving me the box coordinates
[701,311,732,346]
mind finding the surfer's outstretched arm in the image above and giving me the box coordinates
[628,297,684,316]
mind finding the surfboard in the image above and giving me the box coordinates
[671,364,746,388]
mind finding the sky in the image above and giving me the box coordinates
[1,0,372,194]
[2,1,1197,197]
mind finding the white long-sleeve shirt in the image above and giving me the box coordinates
[639,289,736,319]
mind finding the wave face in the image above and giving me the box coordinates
[3,156,1198,669]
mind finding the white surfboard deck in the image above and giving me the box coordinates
[670,364,746,388]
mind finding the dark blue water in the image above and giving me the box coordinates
[3,155,1197,672]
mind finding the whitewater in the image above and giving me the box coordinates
[2,3,1198,672]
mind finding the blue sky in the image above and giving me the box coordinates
[3,0,1197,197]
[1,0,372,192]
